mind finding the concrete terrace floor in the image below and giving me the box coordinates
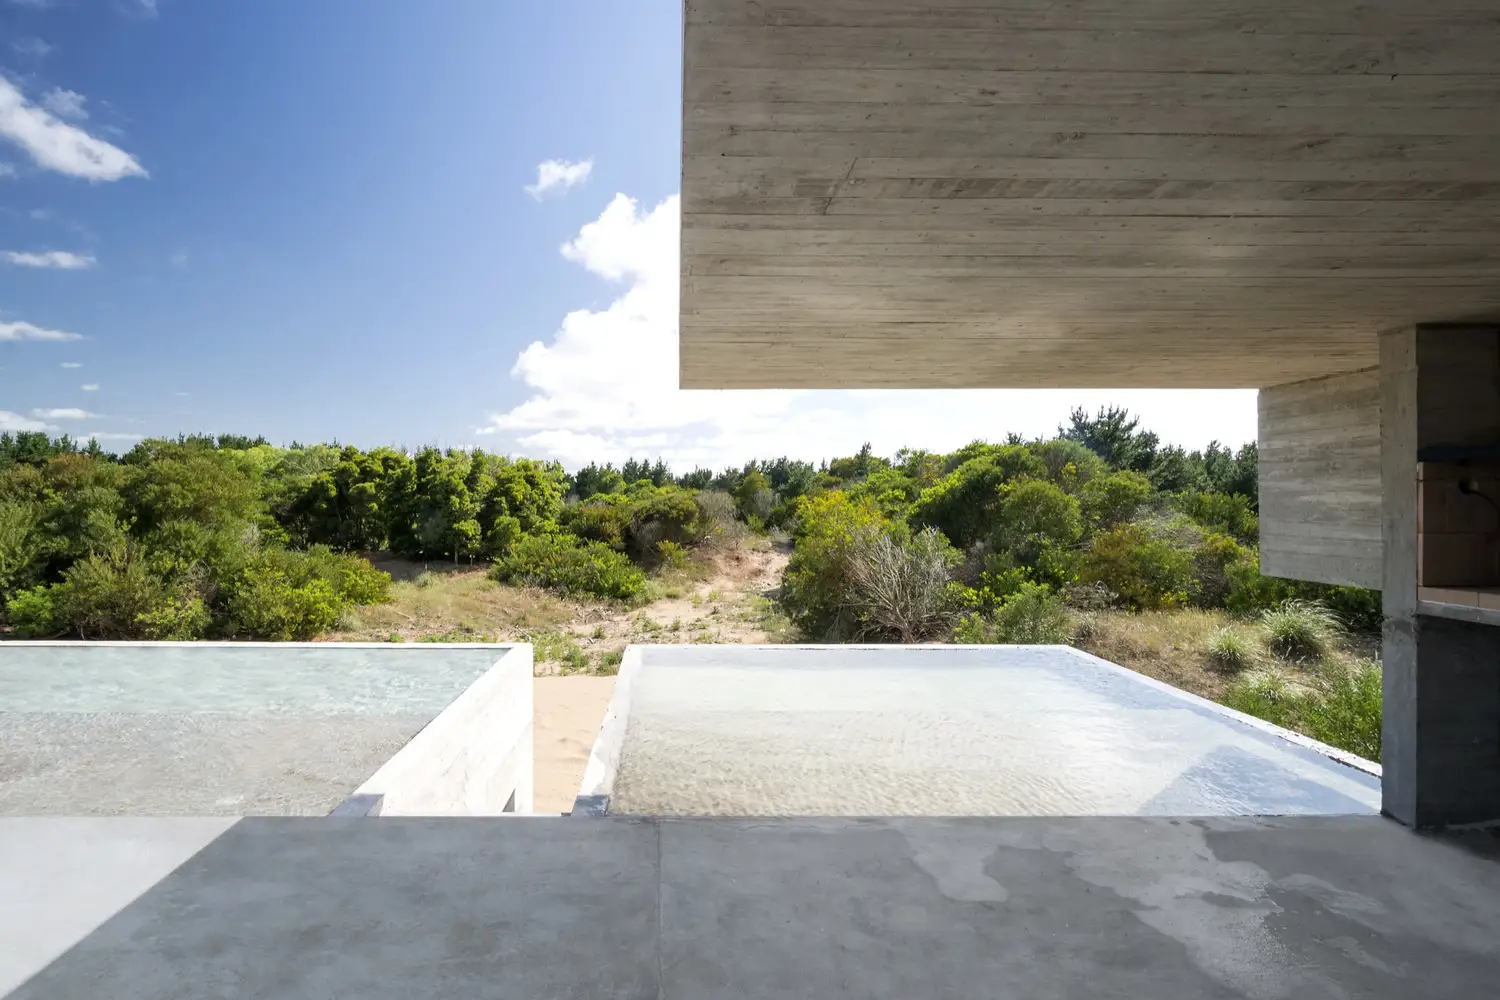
[609,646,1381,817]
[0,644,501,815]
[4,815,1500,999]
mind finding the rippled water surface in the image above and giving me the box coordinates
[610,647,1380,817]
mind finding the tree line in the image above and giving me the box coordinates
[2,406,1357,644]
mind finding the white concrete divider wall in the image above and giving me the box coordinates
[350,644,535,815]
[572,646,644,815]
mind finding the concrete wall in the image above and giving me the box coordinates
[680,0,1500,390]
[1259,369,1381,588]
[1383,325,1500,827]
[572,647,644,816]
[349,645,535,816]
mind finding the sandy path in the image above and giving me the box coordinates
[532,676,615,814]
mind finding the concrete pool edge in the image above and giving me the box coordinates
[2,641,537,817]
[339,644,535,816]
[572,646,644,816]
[576,643,1381,818]
[1057,644,1381,779]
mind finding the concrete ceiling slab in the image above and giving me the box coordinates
[679,0,1500,388]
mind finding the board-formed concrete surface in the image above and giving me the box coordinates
[679,0,1500,389]
[5,815,1499,998]
[0,644,524,816]
[604,645,1380,817]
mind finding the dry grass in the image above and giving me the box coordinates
[331,567,575,643]
[329,540,793,674]
[1075,608,1372,703]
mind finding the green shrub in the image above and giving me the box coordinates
[1176,490,1258,545]
[299,546,392,604]
[1191,532,1251,609]
[133,596,212,641]
[1224,660,1381,761]
[1224,550,1295,613]
[560,498,631,550]
[1260,599,1342,661]
[139,518,253,584]
[627,488,704,559]
[1205,626,1255,672]
[491,533,647,601]
[1081,523,1193,610]
[61,544,184,639]
[414,571,439,589]
[732,470,776,523]
[6,584,67,637]
[0,500,45,604]
[779,492,891,639]
[954,583,1072,644]
[1223,672,1298,730]
[1079,470,1153,528]
[992,478,1082,571]
[225,567,342,640]
[948,566,1031,618]
[910,447,1047,549]
[1224,555,1381,633]
[597,649,624,675]
[1028,439,1106,490]
[656,539,690,572]
[239,545,390,607]
[1302,660,1382,761]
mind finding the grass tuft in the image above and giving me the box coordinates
[1205,626,1255,673]
[1260,599,1342,661]
[1224,659,1381,761]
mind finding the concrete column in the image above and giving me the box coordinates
[1381,324,1500,827]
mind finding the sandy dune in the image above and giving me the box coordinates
[532,676,615,814]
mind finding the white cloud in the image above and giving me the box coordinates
[524,158,593,200]
[80,383,98,391]
[39,88,86,120]
[0,410,51,432]
[0,162,15,178]
[0,319,81,341]
[0,76,146,181]
[169,249,189,268]
[60,361,81,368]
[81,431,142,442]
[478,192,1259,470]
[30,407,95,419]
[4,249,94,269]
[10,37,52,61]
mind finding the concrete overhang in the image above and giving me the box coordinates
[679,0,1500,389]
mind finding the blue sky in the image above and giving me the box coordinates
[0,0,1255,466]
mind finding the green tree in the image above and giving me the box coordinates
[573,462,625,499]
[1061,406,1158,473]
[910,446,1046,549]
[1079,470,1154,529]
[0,501,44,603]
[733,468,775,523]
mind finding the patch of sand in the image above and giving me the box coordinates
[548,540,792,671]
[532,676,615,814]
